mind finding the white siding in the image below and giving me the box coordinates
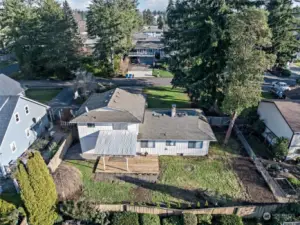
[258,102,293,141]
[136,140,210,156]
[77,122,139,154]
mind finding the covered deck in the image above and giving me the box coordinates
[96,156,159,174]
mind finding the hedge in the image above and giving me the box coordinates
[112,212,139,225]
[215,215,244,225]
[140,213,161,225]
[183,213,197,225]
[197,214,212,224]
[162,215,183,225]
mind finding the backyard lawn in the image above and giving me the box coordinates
[261,91,274,100]
[66,136,246,205]
[153,69,174,78]
[25,88,62,103]
[144,86,191,108]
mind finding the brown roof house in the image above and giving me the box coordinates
[70,88,216,174]
[258,100,300,159]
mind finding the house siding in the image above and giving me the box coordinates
[258,102,293,141]
[136,140,210,156]
[0,98,49,167]
[77,123,139,154]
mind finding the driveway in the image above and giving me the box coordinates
[128,65,153,78]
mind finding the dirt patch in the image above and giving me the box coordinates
[132,186,152,203]
[232,157,276,203]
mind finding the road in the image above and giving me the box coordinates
[20,64,300,90]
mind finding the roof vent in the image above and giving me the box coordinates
[171,104,176,117]
[85,106,89,112]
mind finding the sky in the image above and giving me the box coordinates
[60,0,168,11]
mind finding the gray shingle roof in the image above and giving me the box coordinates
[138,109,216,141]
[72,88,146,123]
[94,130,137,156]
[0,74,24,96]
[135,41,164,50]
[0,96,19,146]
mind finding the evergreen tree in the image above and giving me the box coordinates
[143,9,154,25]
[15,152,58,225]
[267,0,299,69]
[157,15,164,29]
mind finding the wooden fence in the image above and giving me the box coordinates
[93,204,280,219]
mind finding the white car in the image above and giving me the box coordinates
[271,81,291,91]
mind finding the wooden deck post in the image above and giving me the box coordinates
[126,157,129,172]
[102,156,106,171]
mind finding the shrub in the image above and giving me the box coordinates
[0,199,19,225]
[162,215,183,225]
[183,213,197,225]
[140,214,160,225]
[296,78,300,86]
[215,215,244,225]
[112,212,139,225]
[281,69,292,77]
[288,177,300,188]
[273,137,289,160]
[197,214,212,224]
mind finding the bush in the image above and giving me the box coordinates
[162,215,183,225]
[281,69,292,77]
[296,78,300,86]
[0,199,19,225]
[273,137,289,160]
[215,215,244,225]
[183,213,197,225]
[112,212,139,225]
[288,177,300,188]
[140,214,160,225]
[197,214,212,224]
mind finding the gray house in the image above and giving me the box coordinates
[0,74,24,96]
[0,95,49,175]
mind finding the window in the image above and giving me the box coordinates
[25,128,30,138]
[10,142,17,152]
[112,123,128,130]
[15,113,20,123]
[188,141,203,149]
[87,123,95,128]
[24,106,29,115]
[166,140,176,146]
[141,141,155,148]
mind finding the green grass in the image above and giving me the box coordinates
[66,136,246,204]
[144,86,191,108]
[153,69,174,78]
[261,92,274,99]
[25,88,62,103]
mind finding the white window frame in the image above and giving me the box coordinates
[188,141,203,149]
[15,113,20,123]
[10,142,17,153]
[24,105,29,115]
[25,128,31,138]
[141,140,156,148]
[166,140,176,146]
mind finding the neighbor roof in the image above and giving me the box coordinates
[135,40,164,50]
[262,100,300,132]
[138,109,216,141]
[72,88,146,123]
[0,96,49,147]
[0,74,24,96]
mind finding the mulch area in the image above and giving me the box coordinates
[232,156,276,203]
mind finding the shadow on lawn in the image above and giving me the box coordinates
[117,176,246,206]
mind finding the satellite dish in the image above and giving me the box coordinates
[263,212,271,221]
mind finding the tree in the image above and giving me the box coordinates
[157,15,164,29]
[0,199,19,225]
[273,137,289,160]
[87,0,141,75]
[143,9,154,25]
[15,151,57,225]
[267,0,299,69]
[222,8,274,144]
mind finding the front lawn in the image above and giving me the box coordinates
[144,86,191,108]
[153,69,174,78]
[66,136,246,205]
[25,88,62,103]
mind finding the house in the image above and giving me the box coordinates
[258,100,300,159]
[0,95,50,175]
[142,26,163,37]
[0,74,24,96]
[70,88,216,163]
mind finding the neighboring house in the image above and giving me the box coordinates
[0,74,24,96]
[71,88,216,159]
[142,26,163,37]
[0,95,50,175]
[258,100,300,159]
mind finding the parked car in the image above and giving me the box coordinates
[270,87,286,99]
[272,81,291,91]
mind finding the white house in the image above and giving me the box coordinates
[71,88,216,160]
[258,100,300,159]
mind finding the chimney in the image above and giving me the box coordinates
[85,106,89,113]
[171,104,176,117]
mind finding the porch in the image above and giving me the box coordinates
[95,156,159,174]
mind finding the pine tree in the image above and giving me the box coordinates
[157,15,164,29]
[15,152,58,225]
